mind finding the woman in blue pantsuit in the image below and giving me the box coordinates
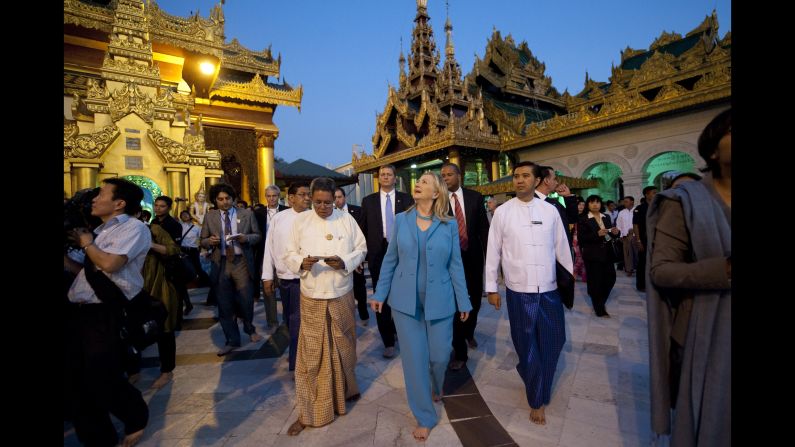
[370,171,472,442]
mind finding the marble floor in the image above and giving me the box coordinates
[64,274,655,447]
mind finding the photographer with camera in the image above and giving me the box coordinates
[63,178,150,447]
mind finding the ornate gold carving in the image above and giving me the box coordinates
[693,66,731,90]
[183,133,205,152]
[148,129,190,163]
[101,55,161,86]
[483,100,524,137]
[396,119,416,148]
[628,51,677,88]
[650,31,683,50]
[108,82,155,123]
[210,74,303,109]
[63,0,114,32]
[655,81,688,101]
[223,38,280,76]
[620,46,646,63]
[64,124,121,159]
[256,131,278,148]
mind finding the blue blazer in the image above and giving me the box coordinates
[373,209,472,320]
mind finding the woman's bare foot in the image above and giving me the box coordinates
[287,419,306,436]
[432,392,443,402]
[529,406,546,425]
[121,428,144,446]
[412,426,430,441]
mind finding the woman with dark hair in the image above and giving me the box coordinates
[647,109,731,446]
[571,197,587,282]
[577,195,620,317]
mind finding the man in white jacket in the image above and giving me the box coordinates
[283,177,367,436]
[485,161,573,426]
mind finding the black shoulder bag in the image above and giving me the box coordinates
[83,256,168,354]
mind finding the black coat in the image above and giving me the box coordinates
[360,191,413,264]
[447,188,490,276]
[577,213,616,263]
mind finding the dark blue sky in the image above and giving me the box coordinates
[155,0,731,169]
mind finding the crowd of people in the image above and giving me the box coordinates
[63,109,730,446]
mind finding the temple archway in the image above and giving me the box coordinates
[643,151,696,190]
[580,162,623,202]
[122,175,163,218]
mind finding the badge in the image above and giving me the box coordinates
[326,234,333,240]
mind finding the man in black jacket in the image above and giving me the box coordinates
[440,163,490,370]
[360,165,414,358]
[535,167,580,309]
[335,187,370,325]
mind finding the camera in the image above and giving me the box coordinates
[64,187,102,251]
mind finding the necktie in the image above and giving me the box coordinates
[223,210,232,255]
[452,193,468,250]
[385,193,394,241]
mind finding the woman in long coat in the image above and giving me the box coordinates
[577,195,620,317]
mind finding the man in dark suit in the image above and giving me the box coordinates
[360,164,414,358]
[632,186,657,292]
[253,184,288,328]
[440,162,490,370]
[535,166,580,309]
[200,183,263,356]
[335,186,370,325]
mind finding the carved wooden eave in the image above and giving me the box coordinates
[471,174,598,195]
[354,113,500,173]
[503,63,730,151]
[222,38,280,77]
[483,101,525,137]
[145,2,225,57]
[64,122,121,159]
[209,74,303,110]
[63,0,115,32]
[649,31,683,51]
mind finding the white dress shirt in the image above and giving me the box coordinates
[180,222,200,248]
[485,197,573,294]
[285,208,367,299]
[261,208,302,281]
[68,214,151,304]
[448,187,466,225]
[380,190,396,239]
[616,207,635,237]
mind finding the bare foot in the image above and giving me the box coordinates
[121,428,144,447]
[412,426,430,441]
[150,372,173,390]
[529,406,546,425]
[432,392,443,402]
[287,419,306,436]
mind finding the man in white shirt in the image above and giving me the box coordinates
[615,196,637,275]
[261,182,310,371]
[485,161,573,426]
[283,177,367,436]
[254,184,288,322]
[63,178,150,447]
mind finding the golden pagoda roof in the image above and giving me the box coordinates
[354,11,731,173]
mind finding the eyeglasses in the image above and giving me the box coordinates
[313,201,333,208]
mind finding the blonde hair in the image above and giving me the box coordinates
[407,171,452,222]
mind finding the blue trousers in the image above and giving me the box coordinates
[392,303,453,429]
[505,288,566,409]
[279,278,301,371]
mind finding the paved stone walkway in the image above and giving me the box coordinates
[64,274,652,446]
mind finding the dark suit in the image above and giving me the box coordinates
[536,193,579,309]
[536,193,579,248]
[577,213,617,316]
[200,207,262,346]
[343,204,370,321]
[360,190,414,348]
[253,204,288,325]
[448,188,489,362]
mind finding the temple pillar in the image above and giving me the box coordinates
[70,159,102,193]
[256,131,277,204]
[491,156,499,181]
[448,148,460,168]
[165,165,187,217]
[622,173,644,203]
[372,173,380,193]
